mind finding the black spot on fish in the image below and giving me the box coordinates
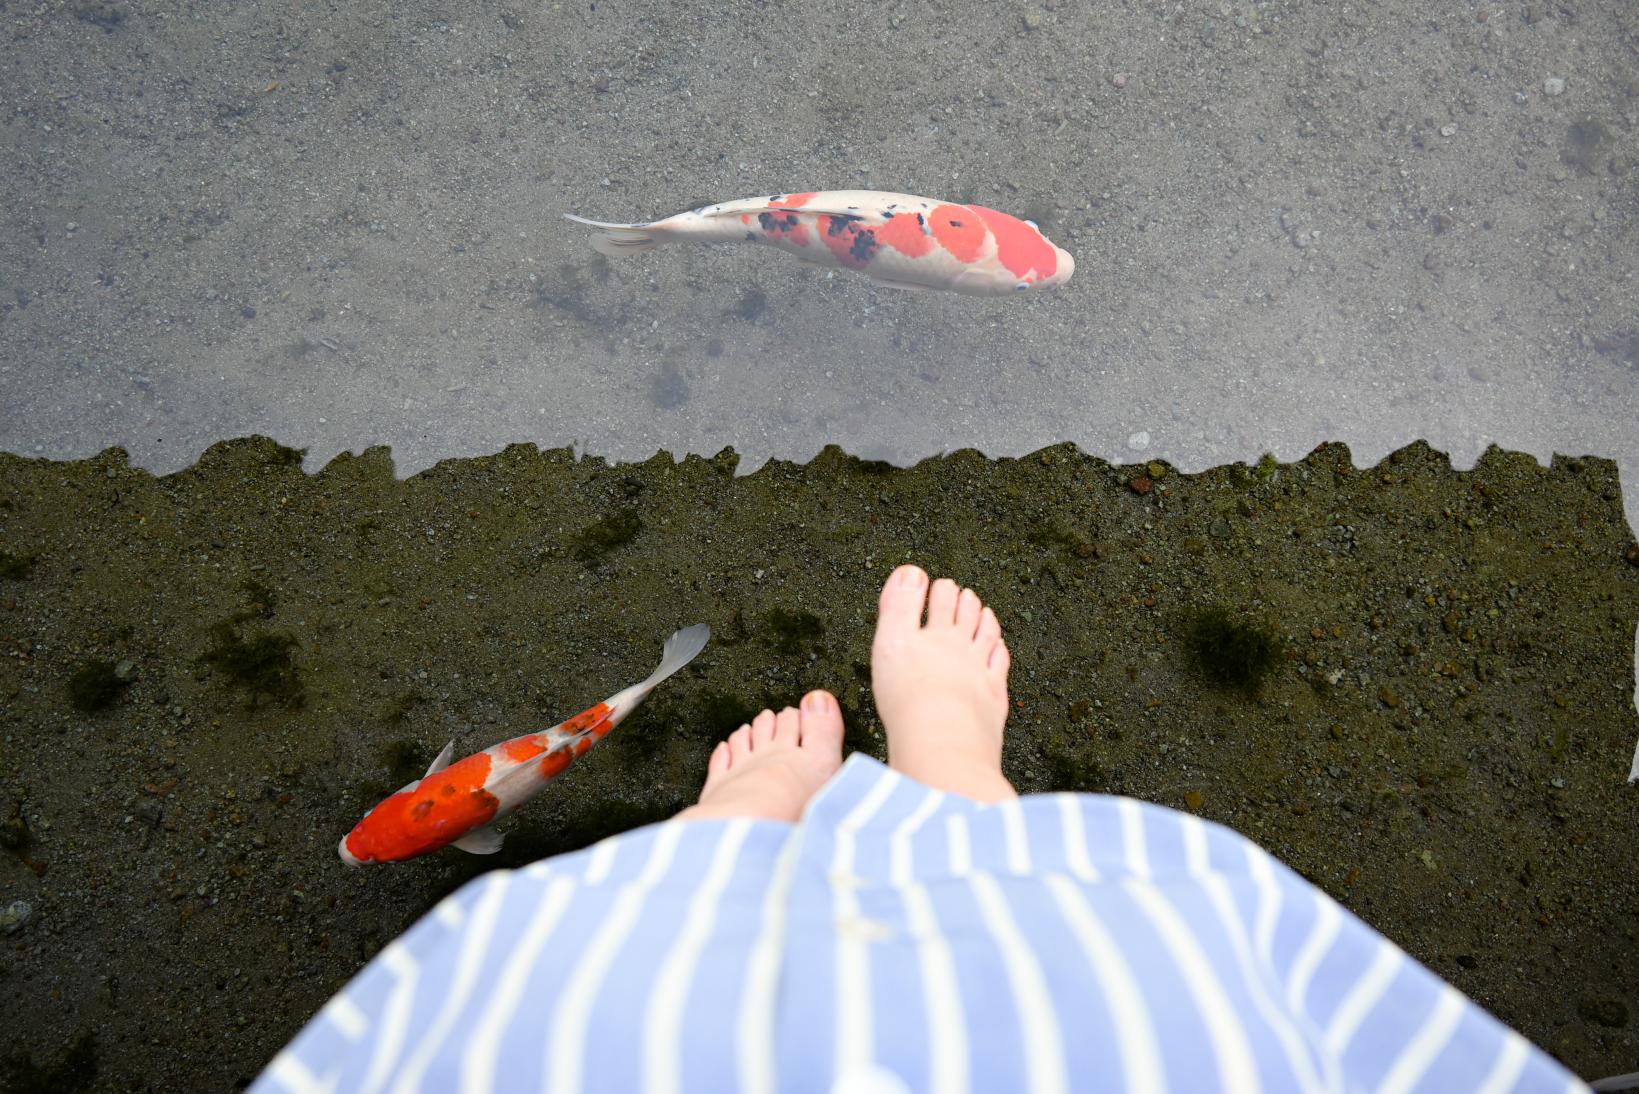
[745,231,758,242]
[757,211,776,231]
[915,212,925,224]
[949,219,963,228]
[849,229,878,263]
[769,195,783,203]
[825,213,864,237]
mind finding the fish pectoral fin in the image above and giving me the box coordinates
[869,277,933,292]
[424,740,456,778]
[453,824,505,855]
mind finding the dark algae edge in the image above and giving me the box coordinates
[0,436,1636,1089]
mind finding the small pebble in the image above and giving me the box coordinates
[241,306,257,319]
[1127,430,1150,451]
[0,900,32,935]
[1111,73,1129,90]
[1440,124,1456,137]
[1543,77,1565,96]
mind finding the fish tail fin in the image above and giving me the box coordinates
[643,623,711,688]
[601,624,711,723]
[562,212,663,256]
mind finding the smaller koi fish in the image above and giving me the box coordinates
[564,189,1074,296]
[338,624,710,865]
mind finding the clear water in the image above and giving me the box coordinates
[2,4,1635,760]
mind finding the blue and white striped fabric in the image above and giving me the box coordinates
[254,754,1586,1093]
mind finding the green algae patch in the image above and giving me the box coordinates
[764,607,825,655]
[0,550,35,579]
[0,1031,98,1094]
[570,509,642,563]
[65,659,130,713]
[1184,606,1285,693]
[198,622,305,708]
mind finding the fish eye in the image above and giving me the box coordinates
[1024,219,1039,230]
[1015,282,1030,291]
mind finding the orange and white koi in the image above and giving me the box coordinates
[338,624,709,865]
[564,190,1074,296]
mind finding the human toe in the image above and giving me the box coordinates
[926,578,960,627]
[877,564,930,641]
[772,706,801,745]
[977,605,1000,646]
[797,690,844,753]
[955,586,982,636]
[749,709,777,750]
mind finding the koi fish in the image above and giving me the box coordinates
[564,190,1074,296]
[338,624,710,865]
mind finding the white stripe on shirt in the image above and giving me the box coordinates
[548,822,686,1093]
[737,825,806,1094]
[1286,895,1343,1017]
[1042,874,1163,1093]
[1378,986,1464,1094]
[893,787,968,1094]
[459,875,578,1094]
[1180,819,1330,1092]
[1055,794,1098,882]
[392,874,512,1093]
[1475,1032,1531,1094]
[834,772,900,1076]
[999,800,1031,874]
[889,787,946,888]
[360,943,420,1094]
[642,820,752,1094]
[1324,937,1401,1055]
[969,871,1069,1094]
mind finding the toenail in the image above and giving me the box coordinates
[896,565,926,588]
[803,691,832,715]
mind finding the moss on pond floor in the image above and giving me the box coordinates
[0,436,1636,1089]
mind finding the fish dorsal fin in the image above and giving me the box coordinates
[424,740,455,778]
[453,824,505,855]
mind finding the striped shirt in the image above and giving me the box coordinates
[253,753,1586,1093]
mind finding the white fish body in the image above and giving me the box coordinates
[564,189,1073,296]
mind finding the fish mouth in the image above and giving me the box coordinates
[1054,247,1076,285]
[337,836,366,867]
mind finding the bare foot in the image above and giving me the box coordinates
[673,690,845,823]
[871,565,1016,803]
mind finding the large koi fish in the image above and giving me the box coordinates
[338,624,709,865]
[565,190,1074,296]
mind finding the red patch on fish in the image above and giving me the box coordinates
[928,205,986,264]
[560,702,612,733]
[770,192,816,209]
[499,736,547,763]
[876,213,935,259]
[968,204,1058,280]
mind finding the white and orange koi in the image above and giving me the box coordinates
[564,190,1074,296]
[338,624,709,865]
